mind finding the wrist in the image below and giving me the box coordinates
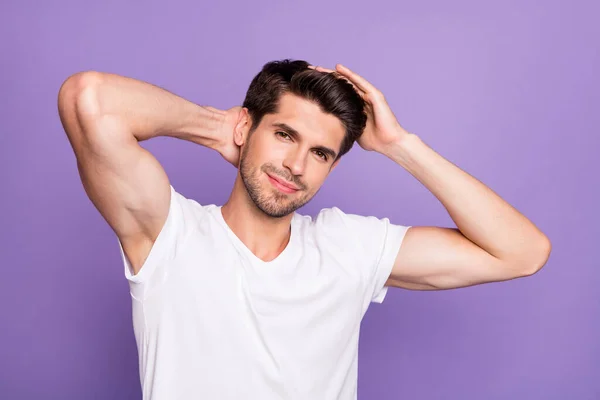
[381,132,424,168]
[180,105,226,149]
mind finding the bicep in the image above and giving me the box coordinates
[386,226,523,290]
[59,73,170,272]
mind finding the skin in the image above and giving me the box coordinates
[223,63,552,289]
[220,93,345,261]
[58,63,551,292]
[313,64,552,290]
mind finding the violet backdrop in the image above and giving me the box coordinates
[1,0,598,399]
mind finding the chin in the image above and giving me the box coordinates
[255,188,310,218]
[240,161,310,217]
[256,201,295,219]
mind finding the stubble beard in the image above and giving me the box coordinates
[239,141,313,218]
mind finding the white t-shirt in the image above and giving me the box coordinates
[118,185,411,400]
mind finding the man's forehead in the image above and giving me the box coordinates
[265,94,346,139]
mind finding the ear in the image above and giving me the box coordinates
[234,108,251,147]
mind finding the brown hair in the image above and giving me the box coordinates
[242,59,367,159]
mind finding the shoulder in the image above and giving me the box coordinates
[297,206,410,248]
[168,185,219,233]
[315,206,390,228]
[296,206,392,237]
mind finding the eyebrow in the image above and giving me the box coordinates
[271,122,338,160]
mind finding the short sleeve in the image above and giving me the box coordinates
[369,219,411,303]
[319,207,411,304]
[117,185,193,300]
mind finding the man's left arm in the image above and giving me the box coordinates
[382,133,551,291]
[315,63,552,291]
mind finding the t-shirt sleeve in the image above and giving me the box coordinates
[368,217,411,304]
[319,207,411,304]
[117,185,194,300]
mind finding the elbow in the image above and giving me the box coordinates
[58,71,105,118]
[59,71,104,97]
[520,236,552,277]
[57,71,109,146]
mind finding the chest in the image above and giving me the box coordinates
[148,232,369,337]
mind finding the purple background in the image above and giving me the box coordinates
[1,0,598,398]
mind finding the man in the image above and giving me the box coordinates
[57,59,551,399]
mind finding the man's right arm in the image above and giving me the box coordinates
[57,71,235,274]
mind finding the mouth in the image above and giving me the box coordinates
[266,173,300,194]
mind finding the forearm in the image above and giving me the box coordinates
[382,133,551,265]
[69,71,224,148]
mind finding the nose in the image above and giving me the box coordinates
[282,148,307,177]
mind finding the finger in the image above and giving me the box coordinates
[317,66,335,73]
[336,74,367,98]
[308,65,336,74]
[308,64,366,97]
[335,64,377,94]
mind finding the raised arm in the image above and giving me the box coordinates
[312,63,551,291]
[57,71,240,274]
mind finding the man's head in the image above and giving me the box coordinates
[233,59,367,218]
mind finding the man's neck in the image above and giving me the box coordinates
[221,178,293,262]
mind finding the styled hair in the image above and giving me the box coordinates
[242,59,367,159]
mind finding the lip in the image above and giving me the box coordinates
[267,173,299,193]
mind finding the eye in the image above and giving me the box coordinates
[314,150,328,161]
[275,131,292,140]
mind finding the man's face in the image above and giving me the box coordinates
[238,93,346,218]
